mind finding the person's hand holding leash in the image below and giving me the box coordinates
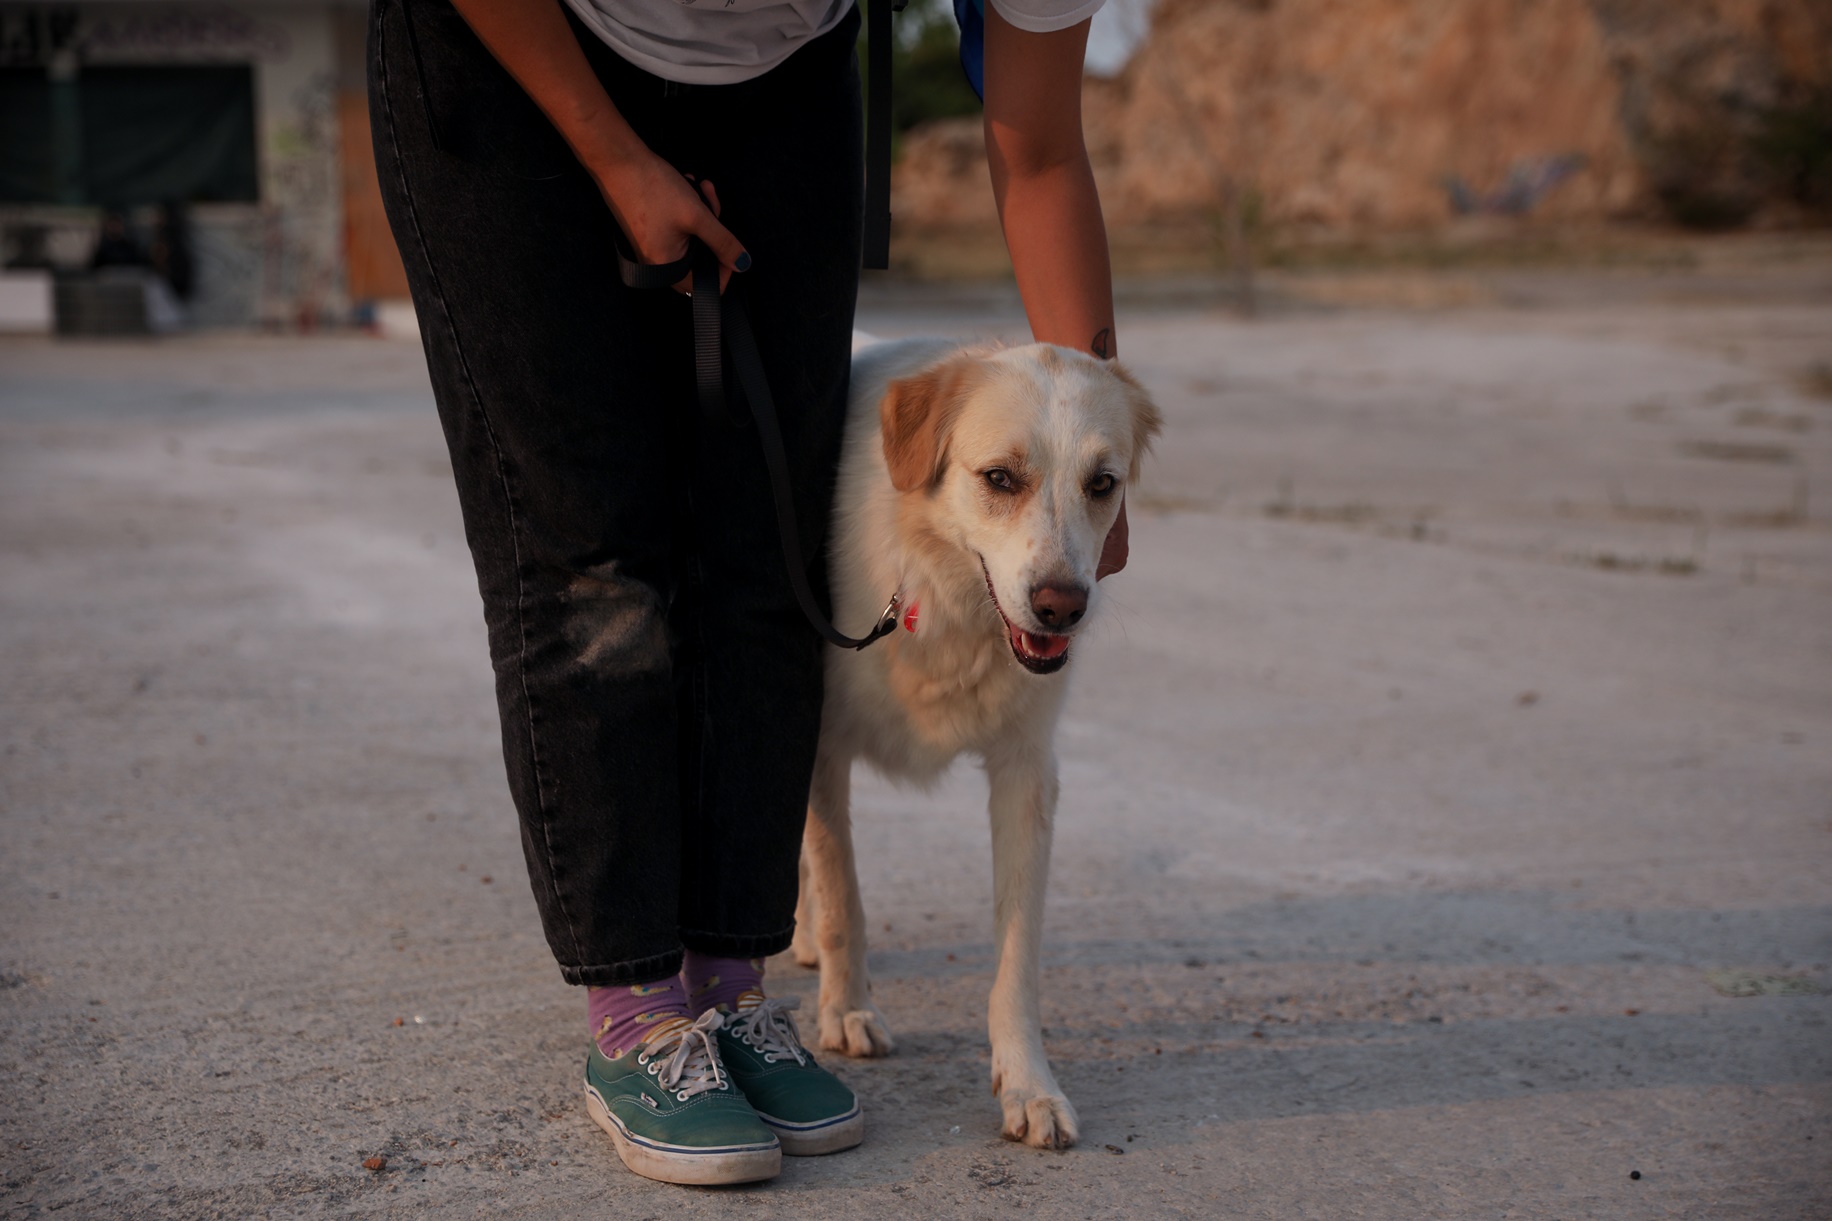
[446,0,749,294]
[598,157,749,294]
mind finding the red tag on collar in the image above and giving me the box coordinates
[901,598,920,633]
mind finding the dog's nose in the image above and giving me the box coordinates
[1029,582,1088,630]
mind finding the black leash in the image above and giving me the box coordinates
[614,233,900,651]
[864,0,907,271]
[610,2,905,647]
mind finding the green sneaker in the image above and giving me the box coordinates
[582,1009,781,1185]
[717,993,864,1155]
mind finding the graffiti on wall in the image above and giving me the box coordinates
[263,69,343,326]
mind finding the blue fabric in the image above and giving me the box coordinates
[954,0,986,101]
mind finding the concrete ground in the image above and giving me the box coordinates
[3,259,1830,1218]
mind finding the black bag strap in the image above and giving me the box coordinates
[613,232,900,652]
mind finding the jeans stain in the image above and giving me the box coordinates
[560,572,670,673]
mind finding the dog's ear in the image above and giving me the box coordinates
[881,360,971,494]
[1108,362,1163,481]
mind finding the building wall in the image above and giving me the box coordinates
[0,1,361,326]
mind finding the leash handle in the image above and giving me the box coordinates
[613,246,692,290]
[613,229,900,651]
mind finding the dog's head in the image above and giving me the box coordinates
[880,343,1161,674]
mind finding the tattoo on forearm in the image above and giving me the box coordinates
[1091,327,1112,360]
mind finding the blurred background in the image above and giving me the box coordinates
[888,0,1832,282]
[2,0,1829,333]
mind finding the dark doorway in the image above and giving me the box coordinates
[0,63,259,205]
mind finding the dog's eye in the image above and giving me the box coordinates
[1088,472,1117,498]
[984,468,1017,493]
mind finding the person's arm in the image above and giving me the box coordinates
[982,5,1128,576]
[446,0,748,289]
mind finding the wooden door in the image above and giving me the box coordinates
[338,76,410,302]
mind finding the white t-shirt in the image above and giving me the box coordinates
[562,0,1107,86]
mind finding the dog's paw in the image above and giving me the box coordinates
[998,1086,1079,1150]
[818,1003,896,1058]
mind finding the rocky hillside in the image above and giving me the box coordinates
[893,0,1832,233]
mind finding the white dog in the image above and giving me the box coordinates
[791,338,1161,1149]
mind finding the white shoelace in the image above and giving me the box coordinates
[636,1009,729,1102]
[725,996,810,1067]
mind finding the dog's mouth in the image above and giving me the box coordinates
[979,558,1072,675]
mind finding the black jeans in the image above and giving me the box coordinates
[369,0,863,985]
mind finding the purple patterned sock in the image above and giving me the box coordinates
[588,975,693,1060]
[681,951,766,1016]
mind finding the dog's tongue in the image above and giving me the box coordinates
[1017,629,1071,660]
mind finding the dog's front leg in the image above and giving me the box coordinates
[790,847,820,968]
[984,743,1078,1149]
[801,748,895,1057]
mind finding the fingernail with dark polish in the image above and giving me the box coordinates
[735,252,753,272]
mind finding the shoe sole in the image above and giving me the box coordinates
[584,1085,781,1185]
[757,1103,865,1156]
